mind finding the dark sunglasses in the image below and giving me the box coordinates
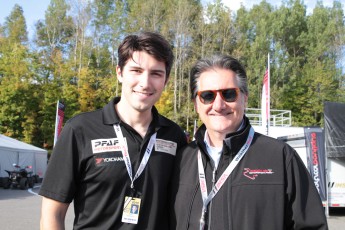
[197,88,240,104]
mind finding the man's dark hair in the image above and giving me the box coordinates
[190,54,248,99]
[118,31,174,79]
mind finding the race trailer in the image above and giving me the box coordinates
[278,133,345,208]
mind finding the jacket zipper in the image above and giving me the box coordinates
[186,183,200,229]
[207,168,217,230]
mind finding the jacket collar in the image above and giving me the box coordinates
[195,116,252,156]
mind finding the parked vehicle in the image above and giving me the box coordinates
[278,133,345,208]
[3,164,35,190]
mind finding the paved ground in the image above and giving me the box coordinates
[0,185,74,230]
[0,185,344,229]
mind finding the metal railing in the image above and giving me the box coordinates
[246,108,292,127]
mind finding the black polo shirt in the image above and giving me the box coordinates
[39,97,187,229]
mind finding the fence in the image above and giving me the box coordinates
[246,108,291,127]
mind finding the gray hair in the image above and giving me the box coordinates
[190,54,248,99]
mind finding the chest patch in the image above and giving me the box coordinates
[243,168,274,180]
[91,138,126,154]
[155,139,177,156]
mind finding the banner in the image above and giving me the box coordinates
[53,100,65,146]
[261,54,270,135]
[304,127,327,201]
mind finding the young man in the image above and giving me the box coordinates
[39,31,187,230]
[170,54,328,230]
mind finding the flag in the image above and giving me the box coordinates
[304,127,327,202]
[261,54,270,135]
[53,100,65,146]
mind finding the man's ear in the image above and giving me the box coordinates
[244,94,248,107]
[116,66,123,83]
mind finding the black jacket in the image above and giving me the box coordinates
[170,116,328,230]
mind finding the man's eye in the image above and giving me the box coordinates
[152,72,164,78]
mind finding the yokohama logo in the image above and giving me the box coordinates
[95,157,124,164]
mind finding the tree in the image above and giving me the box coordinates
[233,1,274,108]
[3,4,28,43]
[1,0,345,148]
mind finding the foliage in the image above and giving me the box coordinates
[0,0,344,149]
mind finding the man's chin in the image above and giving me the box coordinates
[133,103,155,113]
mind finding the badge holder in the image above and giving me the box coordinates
[122,189,141,224]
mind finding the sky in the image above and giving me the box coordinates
[0,0,50,37]
[0,0,342,38]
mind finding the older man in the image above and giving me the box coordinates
[170,54,328,230]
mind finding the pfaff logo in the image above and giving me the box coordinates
[95,157,124,165]
[91,138,123,154]
[243,168,274,180]
[94,139,119,147]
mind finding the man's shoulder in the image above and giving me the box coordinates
[176,141,198,158]
[157,114,183,130]
[66,108,103,127]
[254,132,287,147]
[253,132,297,157]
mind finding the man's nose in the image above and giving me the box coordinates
[139,72,150,88]
[212,92,226,111]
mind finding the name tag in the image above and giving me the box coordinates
[155,139,177,156]
[122,196,141,224]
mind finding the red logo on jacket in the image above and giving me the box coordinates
[243,168,274,180]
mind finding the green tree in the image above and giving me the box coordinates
[3,4,28,43]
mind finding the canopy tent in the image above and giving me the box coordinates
[0,134,47,181]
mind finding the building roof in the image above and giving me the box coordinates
[0,134,47,153]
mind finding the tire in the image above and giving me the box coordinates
[28,177,34,188]
[19,178,28,190]
[3,178,10,189]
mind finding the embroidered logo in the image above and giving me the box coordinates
[91,138,126,154]
[95,157,124,165]
[243,168,274,180]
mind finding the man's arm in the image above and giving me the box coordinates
[40,197,70,230]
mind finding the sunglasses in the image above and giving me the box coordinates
[197,88,240,104]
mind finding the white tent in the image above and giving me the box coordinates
[0,134,47,180]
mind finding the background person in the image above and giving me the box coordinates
[170,54,328,230]
[39,31,187,230]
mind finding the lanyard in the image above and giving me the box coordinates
[113,124,157,189]
[198,127,254,230]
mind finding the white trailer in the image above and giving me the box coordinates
[277,133,345,208]
[251,101,345,210]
